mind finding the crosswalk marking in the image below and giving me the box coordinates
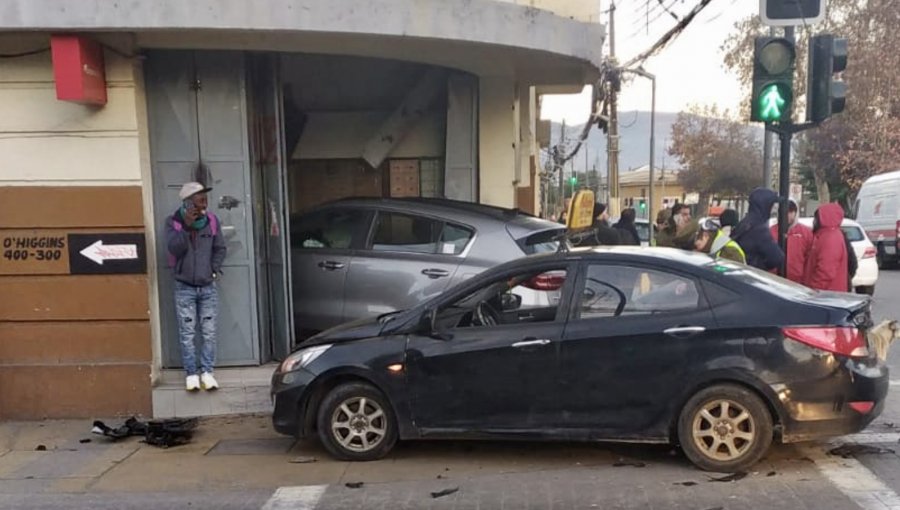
[806,443,900,510]
[261,485,327,510]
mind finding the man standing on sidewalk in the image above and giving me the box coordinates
[769,199,813,284]
[166,182,227,392]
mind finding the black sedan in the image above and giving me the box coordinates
[271,247,888,472]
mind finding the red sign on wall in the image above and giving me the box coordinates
[50,35,107,106]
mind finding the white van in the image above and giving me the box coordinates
[853,170,900,268]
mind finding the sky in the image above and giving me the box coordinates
[541,0,756,124]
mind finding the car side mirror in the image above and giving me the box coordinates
[501,293,522,311]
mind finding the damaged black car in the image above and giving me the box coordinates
[271,247,888,472]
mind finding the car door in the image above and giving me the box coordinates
[290,207,373,333]
[341,210,471,322]
[405,263,575,433]
[557,262,719,438]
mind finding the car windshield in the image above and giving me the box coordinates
[703,260,816,299]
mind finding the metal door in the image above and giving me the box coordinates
[146,51,260,367]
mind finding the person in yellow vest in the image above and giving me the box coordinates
[694,218,746,264]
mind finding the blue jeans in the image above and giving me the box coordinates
[174,280,218,376]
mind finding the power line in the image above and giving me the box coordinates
[628,0,680,39]
[624,0,717,68]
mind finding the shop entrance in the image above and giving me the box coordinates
[145,51,293,367]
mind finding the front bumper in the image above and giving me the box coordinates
[271,368,316,438]
[778,358,889,443]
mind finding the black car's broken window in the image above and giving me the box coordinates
[579,265,700,319]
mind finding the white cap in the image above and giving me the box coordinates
[178,182,212,200]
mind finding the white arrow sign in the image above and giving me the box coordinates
[79,240,138,265]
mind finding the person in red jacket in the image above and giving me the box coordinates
[804,203,850,292]
[769,199,814,283]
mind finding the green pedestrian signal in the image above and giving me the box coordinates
[759,84,788,122]
[750,37,795,123]
[569,176,578,185]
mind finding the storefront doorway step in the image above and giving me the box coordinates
[152,365,277,419]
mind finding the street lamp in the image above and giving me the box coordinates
[623,67,656,245]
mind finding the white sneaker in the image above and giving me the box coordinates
[185,375,201,392]
[200,372,219,391]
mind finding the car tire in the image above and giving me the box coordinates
[876,245,896,270]
[677,384,773,473]
[316,382,398,461]
[856,285,876,296]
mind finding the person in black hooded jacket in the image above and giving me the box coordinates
[732,188,785,271]
[613,208,641,245]
[577,202,620,246]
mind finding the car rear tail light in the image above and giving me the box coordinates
[848,401,875,414]
[862,247,877,259]
[524,272,566,291]
[782,327,869,358]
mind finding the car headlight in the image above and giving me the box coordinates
[279,344,331,373]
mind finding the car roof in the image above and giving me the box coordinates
[496,246,716,270]
[863,170,900,185]
[300,197,538,224]
[796,217,863,228]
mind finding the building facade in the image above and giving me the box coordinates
[619,166,685,220]
[0,0,604,419]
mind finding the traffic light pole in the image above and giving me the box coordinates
[767,118,818,277]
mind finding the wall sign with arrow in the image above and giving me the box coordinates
[0,230,147,276]
[68,233,146,275]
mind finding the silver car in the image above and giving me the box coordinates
[290,198,566,334]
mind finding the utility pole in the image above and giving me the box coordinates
[557,120,566,217]
[607,1,621,216]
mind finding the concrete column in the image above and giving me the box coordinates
[478,76,517,208]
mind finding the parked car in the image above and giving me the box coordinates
[635,218,650,246]
[768,217,879,295]
[853,170,900,268]
[271,247,886,472]
[289,198,566,334]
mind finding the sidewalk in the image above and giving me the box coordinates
[0,413,645,494]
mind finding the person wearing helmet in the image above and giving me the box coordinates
[694,218,746,264]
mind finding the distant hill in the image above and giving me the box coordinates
[549,111,764,175]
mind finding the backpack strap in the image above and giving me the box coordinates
[208,213,218,236]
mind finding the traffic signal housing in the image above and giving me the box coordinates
[807,34,848,122]
[750,37,796,123]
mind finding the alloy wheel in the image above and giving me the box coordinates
[691,399,756,461]
[330,396,387,453]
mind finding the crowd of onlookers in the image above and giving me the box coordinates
[568,187,857,292]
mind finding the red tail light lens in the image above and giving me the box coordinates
[783,327,869,358]
[862,247,877,259]
[849,401,875,414]
[523,272,566,291]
